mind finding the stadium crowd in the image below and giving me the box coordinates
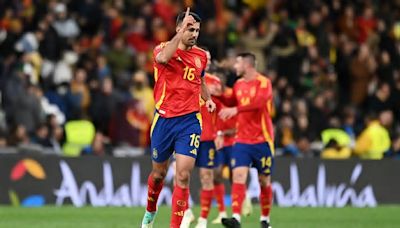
[0,0,399,159]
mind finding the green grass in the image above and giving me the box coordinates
[0,205,399,228]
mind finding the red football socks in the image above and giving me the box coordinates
[260,185,273,217]
[170,185,189,228]
[146,174,164,212]
[214,183,226,212]
[231,183,246,214]
[200,189,214,218]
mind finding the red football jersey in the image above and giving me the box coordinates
[200,73,221,141]
[153,43,208,118]
[223,74,274,145]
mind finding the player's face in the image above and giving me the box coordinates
[182,22,200,46]
[234,57,245,76]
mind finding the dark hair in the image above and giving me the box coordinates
[237,52,256,67]
[176,11,202,26]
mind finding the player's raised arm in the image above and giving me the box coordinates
[156,8,196,64]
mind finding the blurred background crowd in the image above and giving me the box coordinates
[0,0,399,159]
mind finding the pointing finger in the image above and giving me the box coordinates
[185,7,190,18]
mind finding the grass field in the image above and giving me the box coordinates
[0,205,399,228]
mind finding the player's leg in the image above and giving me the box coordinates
[222,143,252,227]
[253,142,274,228]
[171,153,196,227]
[147,160,170,211]
[211,147,230,224]
[194,141,216,228]
[259,174,272,228]
[194,167,214,228]
[171,113,201,228]
[141,160,169,227]
[142,113,174,228]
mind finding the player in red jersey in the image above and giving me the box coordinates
[141,8,216,228]
[219,53,274,228]
[211,86,237,224]
[180,48,223,228]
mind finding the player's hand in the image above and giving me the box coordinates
[206,99,216,112]
[214,134,224,150]
[219,107,238,120]
[179,7,196,33]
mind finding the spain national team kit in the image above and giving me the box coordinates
[146,42,208,227]
[216,88,237,168]
[150,42,207,163]
[195,73,222,169]
[222,74,275,174]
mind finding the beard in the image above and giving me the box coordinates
[185,38,197,46]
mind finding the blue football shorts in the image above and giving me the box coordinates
[195,140,217,168]
[230,142,274,175]
[150,112,202,163]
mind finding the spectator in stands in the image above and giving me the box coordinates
[349,44,376,106]
[295,115,314,158]
[51,3,80,39]
[47,114,64,155]
[342,106,357,147]
[354,113,391,159]
[66,68,91,120]
[0,130,7,148]
[89,77,121,135]
[321,125,352,159]
[321,139,352,159]
[130,70,154,122]
[337,4,358,42]
[385,135,400,159]
[31,123,52,148]
[7,124,30,147]
[4,71,45,134]
[106,37,134,77]
[368,82,393,113]
[96,55,111,81]
[82,132,110,156]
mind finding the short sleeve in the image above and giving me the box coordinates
[153,42,168,60]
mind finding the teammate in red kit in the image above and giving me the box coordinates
[219,53,275,228]
[181,49,223,228]
[141,8,216,228]
[191,73,222,228]
[211,87,237,224]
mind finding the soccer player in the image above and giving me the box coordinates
[187,73,221,228]
[181,49,222,228]
[141,8,216,228]
[211,87,237,224]
[218,53,274,228]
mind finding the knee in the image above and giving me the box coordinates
[175,170,191,187]
[200,170,214,189]
[151,169,167,184]
[258,175,271,187]
[232,171,247,184]
[213,170,223,184]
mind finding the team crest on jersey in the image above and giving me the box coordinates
[194,57,202,68]
[152,148,158,159]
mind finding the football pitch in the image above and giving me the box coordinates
[0,205,399,228]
